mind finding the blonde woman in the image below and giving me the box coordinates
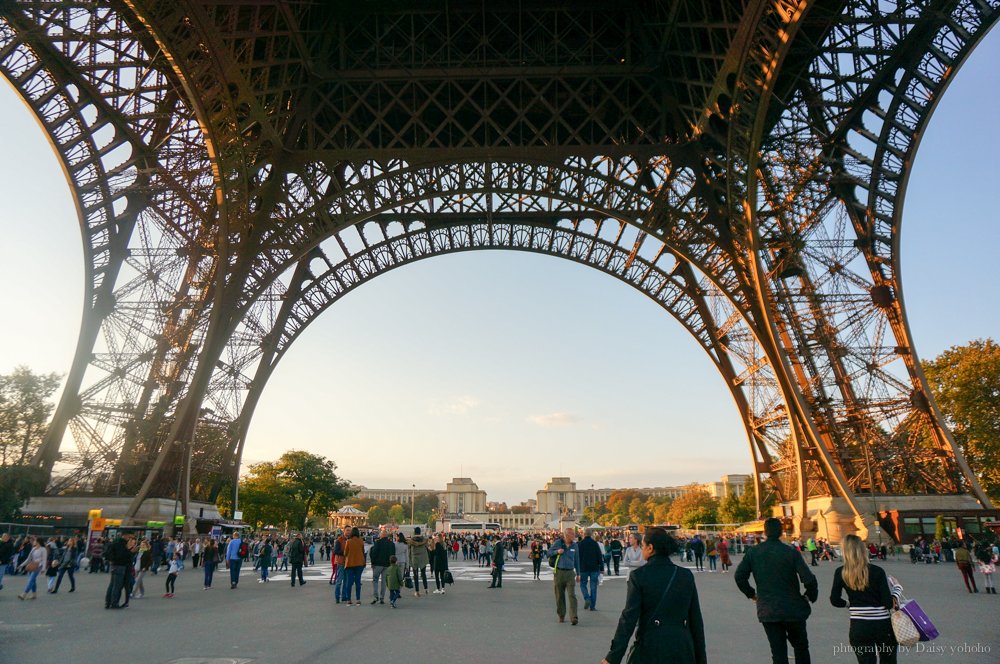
[830,534,903,664]
[132,540,152,599]
[17,537,47,600]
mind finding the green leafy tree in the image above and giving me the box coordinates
[234,450,352,530]
[628,497,652,524]
[667,488,719,528]
[0,367,61,467]
[367,504,388,526]
[388,504,406,523]
[923,339,1000,501]
[0,465,47,521]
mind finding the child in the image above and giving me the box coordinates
[386,555,403,608]
[976,546,997,594]
[46,559,59,592]
[164,552,180,598]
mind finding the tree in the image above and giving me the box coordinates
[0,367,61,467]
[367,504,388,526]
[923,339,1000,502]
[666,488,719,528]
[0,465,47,521]
[388,504,406,524]
[233,450,353,530]
[628,497,652,524]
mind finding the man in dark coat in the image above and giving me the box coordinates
[735,517,818,664]
[369,528,394,604]
[488,537,505,588]
[103,534,133,609]
[288,533,306,587]
[578,529,604,610]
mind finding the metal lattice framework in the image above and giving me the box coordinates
[0,0,995,531]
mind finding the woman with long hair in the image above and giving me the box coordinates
[431,533,449,594]
[52,536,78,593]
[830,534,902,664]
[16,537,47,600]
[341,527,366,605]
[602,528,706,664]
[202,539,219,589]
[132,539,152,599]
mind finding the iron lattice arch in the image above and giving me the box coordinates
[0,0,995,530]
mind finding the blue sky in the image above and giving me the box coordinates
[1,31,997,504]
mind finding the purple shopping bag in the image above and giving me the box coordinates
[900,599,938,641]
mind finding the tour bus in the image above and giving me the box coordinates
[442,521,501,533]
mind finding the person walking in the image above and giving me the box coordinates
[53,537,78,594]
[488,536,504,589]
[830,534,902,664]
[547,528,581,625]
[393,532,409,578]
[578,528,603,610]
[807,537,819,567]
[225,532,244,589]
[954,542,978,593]
[202,539,219,589]
[288,533,306,587]
[690,535,705,572]
[407,527,431,597]
[257,538,272,583]
[623,534,645,569]
[735,518,818,664]
[341,527,366,605]
[706,538,718,572]
[529,539,543,580]
[718,537,732,573]
[386,554,404,608]
[131,540,152,599]
[975,546,997,594]
[609,535,623,576]
[431,533,450,594]
[17,537,47,600]
[332,530,347,602]
[369,528,394,603]
[601,528,706,664]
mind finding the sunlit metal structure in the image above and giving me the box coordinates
[1,0,995,536]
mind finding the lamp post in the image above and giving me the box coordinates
[411,483,416,524]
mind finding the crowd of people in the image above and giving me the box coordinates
[1,522,996,663]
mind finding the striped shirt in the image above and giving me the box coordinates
[830,564,903,621]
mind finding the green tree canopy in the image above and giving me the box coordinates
[367,504,389,526]
[388,503,406,523]
[0,366,61,467]
[234,450,353,530]
[923,339,1000,501]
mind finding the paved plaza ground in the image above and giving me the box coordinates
[1,552,996,663]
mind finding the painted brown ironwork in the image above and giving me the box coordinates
[0,1,995,526]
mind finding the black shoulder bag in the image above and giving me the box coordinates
[626,565,679,664]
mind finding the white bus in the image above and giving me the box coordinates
[442,521,501,533]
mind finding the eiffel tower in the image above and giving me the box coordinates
[2,0,995,539]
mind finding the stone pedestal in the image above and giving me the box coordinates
[776,494,985,543]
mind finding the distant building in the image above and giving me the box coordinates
[352,486,438,504]
[440,478,487,516]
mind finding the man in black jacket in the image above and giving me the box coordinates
[578,529,604,610]
[369,528,394,604]
[288,534,306,587]
[609,537,623,575]
[488,537,505,588]
[735,518,818,664]
[103,534,133,609]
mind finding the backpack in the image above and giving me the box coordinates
[239,541,249,559]
[548,539,563,568]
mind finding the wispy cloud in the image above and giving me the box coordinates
[528,411,580,428]
[428,395,480,415]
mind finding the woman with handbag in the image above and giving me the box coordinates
[16,536,48,600]
[602,528,706,664]
[830,534,903,663]
[52,537,78,593]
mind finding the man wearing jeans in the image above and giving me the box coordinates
[577,529,603,611]
[547,528,581,625]
[368,528,393,604]
[735,517,818,664]
[225,533,243,589]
